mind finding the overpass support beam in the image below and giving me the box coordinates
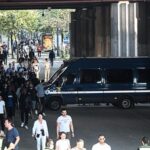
[111,1,138,57]
[70,8,95,57]
[95,4,111,57]
[138,2,150,56]
[70,2,150,57]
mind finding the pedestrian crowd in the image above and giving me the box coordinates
[0,40,56,150]
[0,58,49,129]
[0,107,148,150]
[0,39,55,81]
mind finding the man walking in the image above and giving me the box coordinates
[4,118,20,150]
[92,134,111,150]
[56,108,74,139]
[49,49,55,67]
[35,80,46,116]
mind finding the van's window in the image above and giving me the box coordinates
[64,74,76,85]
[106,69,133,83]
[80,69,101,84]
[137,69,150,83]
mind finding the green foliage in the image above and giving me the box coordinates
[0,9,73,37]
[0,10,39,36]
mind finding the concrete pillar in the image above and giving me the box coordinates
[104,5,111,57]
[70,2,150,58]
[111,2,138,57]
[148,3,150,56]
[95,4,111,57]
[117,1,129,57]
[72,9,88,57]
[86,8,95,56]
[138,2,150,56]
[71,8,95,57]
[80,10,87,57]
[138,3,146,56]
[129,3,136,56]
[111,3,118,57]
[95,6,102,57]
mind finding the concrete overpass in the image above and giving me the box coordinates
[0,0,149,57]
[0,0,148,9]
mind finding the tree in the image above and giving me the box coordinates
[0,9,73,57]
[0,10,40,57]
[37,9,73,34]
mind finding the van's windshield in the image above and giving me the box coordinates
[47,64,67,85]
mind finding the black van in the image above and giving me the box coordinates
[44,57,150,110]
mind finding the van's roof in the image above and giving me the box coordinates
[63,57,150,70]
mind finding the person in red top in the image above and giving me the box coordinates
[37,45,42,57]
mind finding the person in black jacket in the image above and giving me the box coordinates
[49,49,55,67]
[29,48,35,61]
[19,86,32,130]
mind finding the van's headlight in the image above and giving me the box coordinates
[45,89,51,95]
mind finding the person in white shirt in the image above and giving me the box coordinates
[56,132,71,150]
[44,58,51,82]
[0,95,6,131]
[56,109,74,139]
[71,139,86,150]
[92,134,111,150]
[32,59,40,79]
[32,113,49,150]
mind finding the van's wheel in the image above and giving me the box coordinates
[120,97,134,109]
[50,98,61,111]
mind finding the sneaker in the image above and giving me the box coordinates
[42,113,46,116]
[21,123,24,127]
[24,125,28,130]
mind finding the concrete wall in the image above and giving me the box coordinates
[138,2,150,56]
[70,2,150,58]
[111,2,137,57]
[95,4,111,57]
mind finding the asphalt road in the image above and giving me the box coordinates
[6,54,150,150]
[12,104,150,150]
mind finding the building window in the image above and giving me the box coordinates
[64,73,76,85]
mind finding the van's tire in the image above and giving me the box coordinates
[120,97,134,109]
[49,98,61,111]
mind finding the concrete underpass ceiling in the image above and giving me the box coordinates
[0,0,149,9]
